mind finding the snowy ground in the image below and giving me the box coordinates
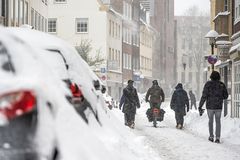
[112,101,240,160]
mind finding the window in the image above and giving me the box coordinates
[224,0,228,11]
[109,48,111,60]
[115,23,117,38]
[189,72,192,83]
[54,0,66,3]
[45,18,48,32]
[19,0,23,25]
[239,5,240,16]
[118,25,120,39]
[11,0,14,26]
[236,7,238,19]
[31,8,34,26]
[38,13,41,30]
[189,57,192,68]
[76,18,88,33]
[48,18,57,33]
[15,0,19,26]
[109,20,111,36]
[0,0,2,16]
[24,1,28,24]
[35,11,38,29]
[41,16,44,31]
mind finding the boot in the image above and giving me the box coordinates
[208,137,214,142]
[215,138,220,143]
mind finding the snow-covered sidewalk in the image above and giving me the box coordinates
[112,101,240,160]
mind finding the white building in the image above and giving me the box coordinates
[139,21,154,92]
[48,0,123,100]
[0,0,48,32]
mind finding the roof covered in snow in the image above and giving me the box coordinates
[213,11,230,21]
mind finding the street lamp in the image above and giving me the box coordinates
[205,30,219,71]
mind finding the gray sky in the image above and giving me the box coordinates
[175,0,210,15]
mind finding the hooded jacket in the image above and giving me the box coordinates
[170,84,189,115]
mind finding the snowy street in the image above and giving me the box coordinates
[113,101,240,160]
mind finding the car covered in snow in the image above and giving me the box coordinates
[0,28,70,160]
[4,27,107,124]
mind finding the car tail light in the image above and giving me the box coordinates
[0,90,36,120]
[70,83,83,98]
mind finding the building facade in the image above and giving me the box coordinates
[230,0,240,118]
[0,0,48,32]
[139,17,154,92]
[48,0,123,100]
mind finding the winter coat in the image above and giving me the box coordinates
[189,92,196,103]
[145,85,165,103]
[199,80,228,110]
[121,85,140,114]
[170,84,189,115]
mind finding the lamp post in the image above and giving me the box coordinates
[205,30,219,72]
[182,54,188,84]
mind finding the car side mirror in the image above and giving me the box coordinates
[101,86,106,94]
[93,80,100,90]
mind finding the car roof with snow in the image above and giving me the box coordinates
[2,27,106,119]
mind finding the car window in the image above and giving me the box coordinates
[0,41,15,74]
[38,49,69,80]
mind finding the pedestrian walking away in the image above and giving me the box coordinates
[189,90,197,110]
[119,80,140,129]
[199,71,228,143]
[145,80,165,109]
[145,80,165,125]
[170,83,189,129]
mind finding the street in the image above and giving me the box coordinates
[114,102,240,160]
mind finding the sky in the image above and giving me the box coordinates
[175,0,210,16]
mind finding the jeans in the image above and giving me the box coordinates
[207,109,222,139]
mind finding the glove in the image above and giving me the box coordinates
[119,105,122,110]
[198,107,205,116]
[187,107,189,112]
[137,103,140,109]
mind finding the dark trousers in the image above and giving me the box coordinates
[124,112,135,125]
[175,112,184,126]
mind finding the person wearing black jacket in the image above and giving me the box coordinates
[145,80,165,109]
[119,80,140,129]
[189,90,197,110]
[199,71,228,143]
[170,83,189,129]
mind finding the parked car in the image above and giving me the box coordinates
[0,28,71,160]
[5,27,106,124]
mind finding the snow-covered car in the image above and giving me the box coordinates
[5,27,106,124]
[0,28,71,160]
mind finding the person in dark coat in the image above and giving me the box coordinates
[170,83,189,129]
[145,80,165,109]
[189,90,197,110]
[199,71,228,143]
[119,80,140,128]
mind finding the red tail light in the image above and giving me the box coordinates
[0,90,36,120]
[70,83,83,98]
